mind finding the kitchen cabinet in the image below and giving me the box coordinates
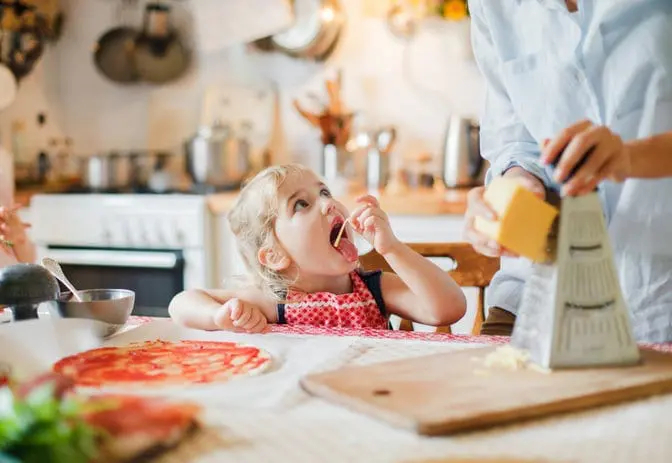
[214,212,484,335]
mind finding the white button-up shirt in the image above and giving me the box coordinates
[469,0,672,341]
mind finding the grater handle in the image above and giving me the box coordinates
[546,145,597,192]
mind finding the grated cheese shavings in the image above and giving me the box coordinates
[484,345,530,370]
[472,346,551,374]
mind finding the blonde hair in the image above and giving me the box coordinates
[227,163,313,300]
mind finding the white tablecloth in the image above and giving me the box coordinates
[3,319,671,462]
[123,322,672,463]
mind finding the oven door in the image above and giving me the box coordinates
[43,246,185,317]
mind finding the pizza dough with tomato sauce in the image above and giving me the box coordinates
[53,340,272,387]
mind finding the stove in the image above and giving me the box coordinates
[29,193,217,317]
[54,183,235,195]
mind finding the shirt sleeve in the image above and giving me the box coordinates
[469,0,553,187]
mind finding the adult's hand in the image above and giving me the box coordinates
[541,119,630,196]
[463,167,545,257]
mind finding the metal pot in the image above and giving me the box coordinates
[184,121,250,190]
[80,153,128,191]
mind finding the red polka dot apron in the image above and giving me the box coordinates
[277,270,389,330]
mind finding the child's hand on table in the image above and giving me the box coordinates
[213,298,269,333]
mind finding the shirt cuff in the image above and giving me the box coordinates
[485,156,554,188]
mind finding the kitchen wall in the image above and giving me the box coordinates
[0,0,485,173]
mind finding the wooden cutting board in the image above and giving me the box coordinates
[300,346,672,436]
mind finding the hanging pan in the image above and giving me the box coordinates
[133,2,189,84]
[93,0,140,84]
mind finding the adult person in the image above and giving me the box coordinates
[0,146,35,322]
[0,146,33,266]
[463,0,672,342]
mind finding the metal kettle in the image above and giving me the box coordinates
[441,116,484,188]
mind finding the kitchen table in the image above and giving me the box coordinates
[114,317,672,463]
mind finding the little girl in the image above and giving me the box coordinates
[169,163,466,332]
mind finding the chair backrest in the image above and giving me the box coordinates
[359,242,500,334]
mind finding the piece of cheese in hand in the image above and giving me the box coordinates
[474,176,559,262]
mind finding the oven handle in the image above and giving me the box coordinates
[44,249,180,269]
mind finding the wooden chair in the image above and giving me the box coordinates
[359,242,500,335]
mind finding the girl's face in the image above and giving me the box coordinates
[270,170,359,279]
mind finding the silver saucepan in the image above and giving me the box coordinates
[184,121,250,190]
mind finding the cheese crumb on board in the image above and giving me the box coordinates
[474,176,559,263]
[473,346,551,374]
[484,345,530,370]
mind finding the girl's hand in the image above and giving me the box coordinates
[541,119,630,196]
[349,195,400,255]
[213,298,268,333]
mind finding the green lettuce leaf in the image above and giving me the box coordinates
[0,382,101,463]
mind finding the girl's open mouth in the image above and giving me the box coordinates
[329,217,344,246]
[329,217,358,262]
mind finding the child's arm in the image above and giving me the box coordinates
[169,287,278,332]
[379,246,466,326]
[350,196,467,326]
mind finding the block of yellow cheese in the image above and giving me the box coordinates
[474,176,559,262]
